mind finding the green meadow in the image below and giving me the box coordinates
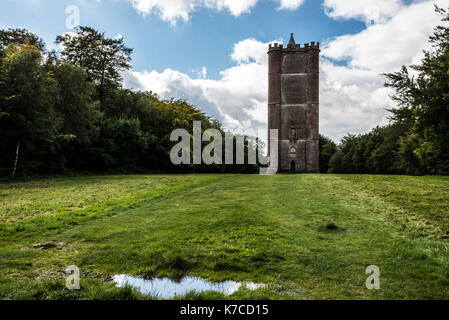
[1,174,448,300]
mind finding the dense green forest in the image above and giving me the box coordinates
[0,27,259,177]
[0,7,448,177]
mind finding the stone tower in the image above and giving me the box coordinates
[268,34,320,173]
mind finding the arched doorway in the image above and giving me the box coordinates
[290,161,296,172]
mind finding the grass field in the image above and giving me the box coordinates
[1,174,449,300]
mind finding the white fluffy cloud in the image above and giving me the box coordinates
[230,37,276,64]
[128,0,257,23]
[123,38,272,133]
[124,0,449,142]
[278,0,305,10]
[323,0,447,72]
[319,0,449,140]
[129,0,304,24]
[323,0,403,25]
[319,61,393,140]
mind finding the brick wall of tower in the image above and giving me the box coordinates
[268,39,320,173]
[267,44,282,161]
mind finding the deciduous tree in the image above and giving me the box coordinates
[56,26,133,111]
[384,6,449,173]
[0,45,60,176]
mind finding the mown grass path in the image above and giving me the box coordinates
[1,174,448,299]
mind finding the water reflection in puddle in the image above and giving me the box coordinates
[112,275,265,299]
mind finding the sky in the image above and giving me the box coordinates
[1,0,448,142]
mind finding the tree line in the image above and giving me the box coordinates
[1,6,448,177]
[0,27,259,177]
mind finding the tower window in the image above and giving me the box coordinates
[290,128,296,141]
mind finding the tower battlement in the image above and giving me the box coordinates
[268,41,320,52]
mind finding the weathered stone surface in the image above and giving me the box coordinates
[281,74,307,105]
[268,35,320,173]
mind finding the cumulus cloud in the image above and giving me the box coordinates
[278,0,306,10]
[124,0,449,142]
[323,0,403,25]
[230,38,270,64]
[322,0,447,72]
[123,39,271,133]
[318,0,449,140]
[319,60,393,140]
[129,0,305,24]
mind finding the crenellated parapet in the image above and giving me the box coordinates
[268,42,283,51]
[268,41,320,53]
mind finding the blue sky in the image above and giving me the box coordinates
[1,0,447,141]
[0,0,364,79]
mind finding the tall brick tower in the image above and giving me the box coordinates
[268,33,320,173]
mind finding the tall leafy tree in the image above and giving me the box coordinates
[384,6,449,173]
[0,45,60,176]
[56,26,133,111]
[50,61,100,145]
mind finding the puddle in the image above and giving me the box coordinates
[112,275,265,299]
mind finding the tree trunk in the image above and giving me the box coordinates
[99,55,107,112]
[12,142,20,178]
[99,86,104,112]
